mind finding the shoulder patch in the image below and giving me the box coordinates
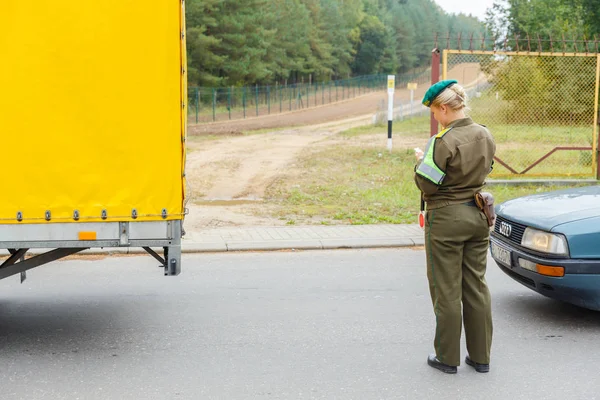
[435,127,453,138]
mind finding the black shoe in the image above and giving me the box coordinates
[427,354,457,374]
[465,356,490,373]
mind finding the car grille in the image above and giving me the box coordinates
[494,216,527,247]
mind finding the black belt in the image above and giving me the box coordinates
[463,200,477,207]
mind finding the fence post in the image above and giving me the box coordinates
[228,86,232,120]
[268,85,271,114]
[243,87,246,119]
[399,99,404,121]
[595,54,600,179]
[195,87,199,124]
[277,82,281,113]
[212,88,216,122]
[317,82,320,106]
[255,84,259,116]
[430,48,441,137]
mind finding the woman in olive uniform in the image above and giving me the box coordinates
[415,80,496,374]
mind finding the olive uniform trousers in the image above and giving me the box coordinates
[424,203,493,366]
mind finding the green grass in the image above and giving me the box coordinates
[187,128,277,145]
[483,124,591,145]
[339,118,430,150]
[264,143,594,225]
[266,147,420,224]
[492,146,593,176]
[342,114,596,177]
[342,116,430,138]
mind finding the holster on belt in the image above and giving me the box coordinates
[474,192,496,228]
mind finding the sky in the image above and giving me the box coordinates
[434,0,497,20]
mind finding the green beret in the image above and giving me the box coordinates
[422,79,457,107]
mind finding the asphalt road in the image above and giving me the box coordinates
[1,249,599,400]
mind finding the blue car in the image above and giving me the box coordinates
[490,185,600,311]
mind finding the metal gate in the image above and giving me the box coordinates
[433,36,600,179]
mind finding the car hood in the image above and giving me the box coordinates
[495,186,600,231]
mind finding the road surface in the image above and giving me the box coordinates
[1,249,598,399]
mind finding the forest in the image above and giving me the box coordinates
[185,0,600,87]
[185,0,484,87]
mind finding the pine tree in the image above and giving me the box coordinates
[213,0,277,85]
[185,0,224,86]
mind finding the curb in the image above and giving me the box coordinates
[1,237,425,257]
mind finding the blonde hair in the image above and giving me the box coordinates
[431,83,468,111]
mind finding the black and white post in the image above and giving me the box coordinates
[387,75,395,152]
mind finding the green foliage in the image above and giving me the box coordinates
[319,0,360,78]
[185,0,224,86]
[487,0,598,49]
[581,0,600,36]
[185,0,486,86]
[484,0,599,124]
[213,1,278,85]
[269,0,316,79]
[352,15,387,75]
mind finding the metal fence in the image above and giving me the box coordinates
[437,35,600,179]
[188,71,433,124]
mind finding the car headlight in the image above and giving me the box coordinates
[521,227,569,255]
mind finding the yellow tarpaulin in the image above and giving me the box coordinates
[0,1,186,223]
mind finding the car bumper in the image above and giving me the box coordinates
[490,235,600,311]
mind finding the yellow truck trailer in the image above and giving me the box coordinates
[0,1,187,279]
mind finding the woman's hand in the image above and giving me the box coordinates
[414,147,424,162]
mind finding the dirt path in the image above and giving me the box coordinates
[184,116,431,229]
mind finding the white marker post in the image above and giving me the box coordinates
[387,75,395,152]
[407,82,417,117]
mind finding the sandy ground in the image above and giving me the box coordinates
[185,115,391,229]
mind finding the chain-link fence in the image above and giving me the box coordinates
[443,49,600,178]
[187,75,383,124]
[187,70,434,124]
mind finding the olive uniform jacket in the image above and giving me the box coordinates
[414,117,496,210]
